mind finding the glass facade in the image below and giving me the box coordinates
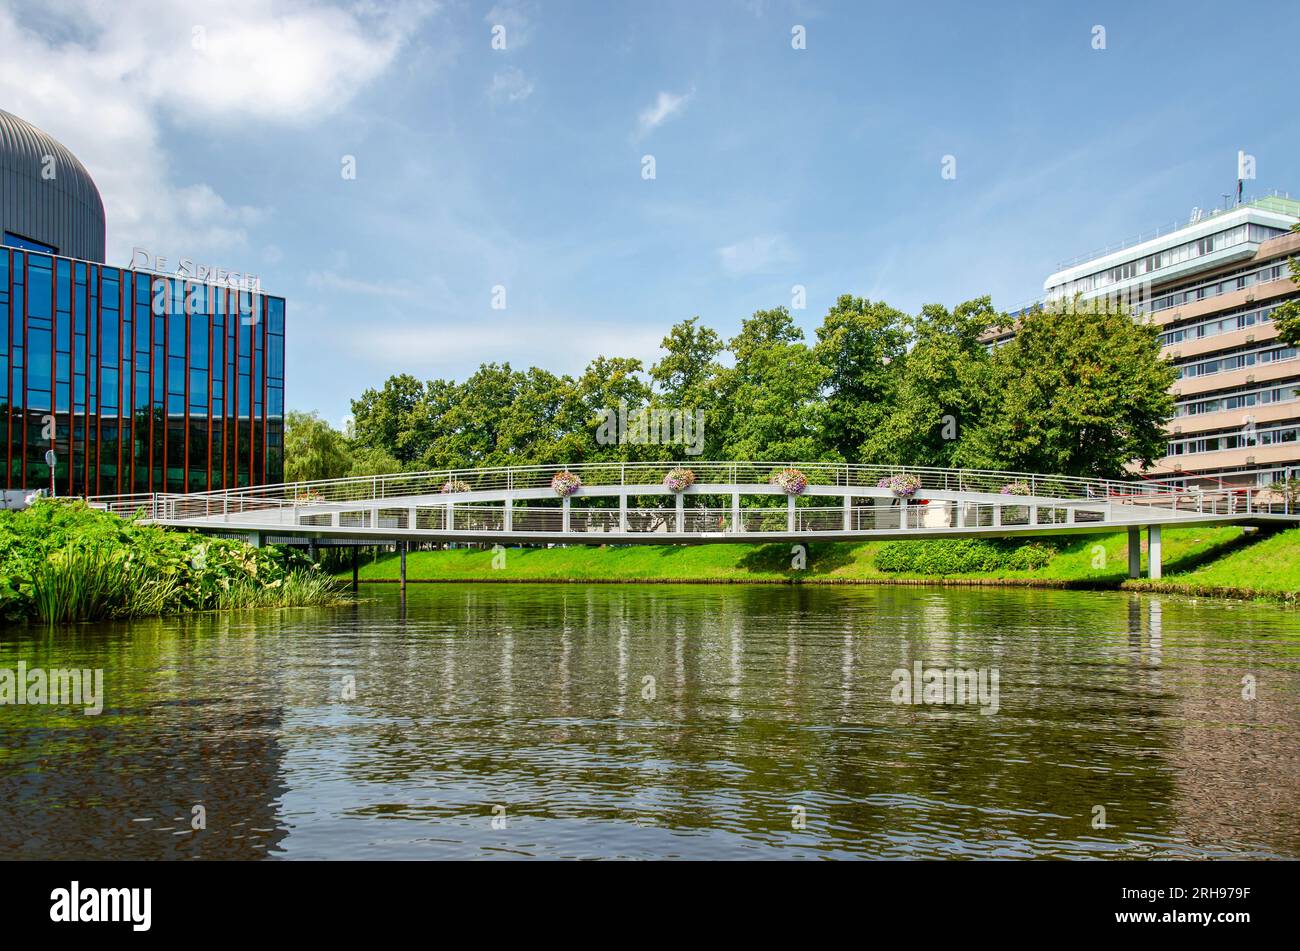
[1,247,284,495]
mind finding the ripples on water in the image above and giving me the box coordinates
[0,584,1297,859]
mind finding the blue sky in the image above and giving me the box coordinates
[2,0,1297,425]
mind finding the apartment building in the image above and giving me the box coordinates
[1036,194,1300,490]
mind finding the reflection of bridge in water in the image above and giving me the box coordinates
[89,462,1299,580]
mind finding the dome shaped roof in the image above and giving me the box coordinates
[0,108,106,262]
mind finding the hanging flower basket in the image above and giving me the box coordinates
[878,473,922,498]
[1000,481,1032,496]
[769,467,808,496]
[663,466,695,493]
[440,479,471,494]
[551,471,583,498]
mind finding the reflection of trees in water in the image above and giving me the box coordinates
[332,585,1298,856]
[4,587,1294,858]
[0,612,290,859]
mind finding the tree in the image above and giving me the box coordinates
[650,317,726,458]
[959,297,1176,478]
[719,308,831,461]
[1267,223,1300,346]
[283,411,352,483]
[814,295,909,461]
[866,297,996,466]
[650,317,724,407]
[350,374,428,465]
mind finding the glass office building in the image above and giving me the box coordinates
[0,249,285,494]
[1,109,284,496]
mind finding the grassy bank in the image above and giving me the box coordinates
[340,524,1299,600]
[1,499,352,625]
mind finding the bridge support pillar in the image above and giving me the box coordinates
[732,493,740,533]
[1127,526,1140,579]
[352,547,359,590]
[331,511,340,528]
[1147,525,1162,580]
[562,496,570,533]
[408,506,417,530]
[787,495,796,533]
[399,542,407,590]
[676,493,684,533]
[843,495,852,531]
[504,497,512,533]
[619,493,627,533]
[444,504,452,531]
[992,505,1001,528]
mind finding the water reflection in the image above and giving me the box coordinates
[1,585,1297,859]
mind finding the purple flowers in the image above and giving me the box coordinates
[769,468,808,496]
[440,479,471,494]
[1000,481,1031,496]
[663,467,696,493]
[879,474,922,498]
[551,471,583,497]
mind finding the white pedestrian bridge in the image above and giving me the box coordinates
[89,462,1297,580]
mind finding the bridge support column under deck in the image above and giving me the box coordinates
[787,495,796,533]
[1128,526,1141,579]
[504,497,512,532]
[676,493,684,533]
[843,495,852,531]
[619,493,627,533]
[399,542,407,590]
[1147,525,1162,580]
[732,493,740,533]
[562,496,570,533]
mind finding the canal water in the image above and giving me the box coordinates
[1,584,1297,860]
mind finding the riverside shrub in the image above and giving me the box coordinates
[0,499,339,623]
[873,538,1054,574]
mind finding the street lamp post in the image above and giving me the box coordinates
[44,450,57,499]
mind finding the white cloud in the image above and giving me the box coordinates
[0,1,436,264]
[488,67,535,105]
[717,234,796,275]
[636,88,693,136]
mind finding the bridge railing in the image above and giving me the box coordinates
[82,481,1295,533]
[113,461,1171,510]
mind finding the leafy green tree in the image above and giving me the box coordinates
[650,317,724,406]
[959,297,1176,477]
[814,295,909,461]
[1267,223,1300,346]
[866,297,996,466]
[350,373,429,466]
[283,411,352,483]
[650,317,726,458]
[719,308,831,461]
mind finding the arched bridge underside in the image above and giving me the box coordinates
[89,462,1298,579]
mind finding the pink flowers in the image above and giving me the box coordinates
[1000,481,1031,496]
[769,467,808,496]
[440,479,471,494]
[663,467,696,493]
[879,473,922,498]
[551,471,583,497]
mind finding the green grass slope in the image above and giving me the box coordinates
[339,525,1298,598]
